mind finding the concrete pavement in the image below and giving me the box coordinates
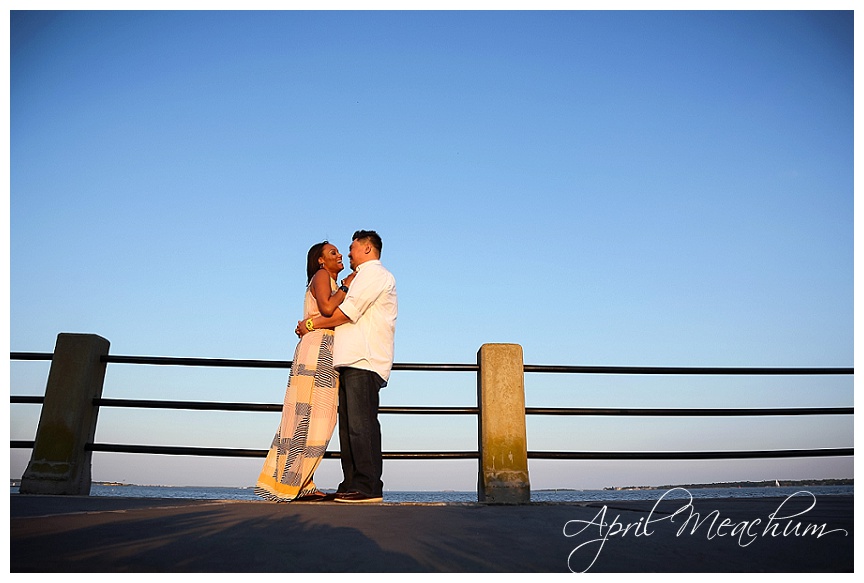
[10,493,854,572]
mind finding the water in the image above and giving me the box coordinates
[10,484,853,503]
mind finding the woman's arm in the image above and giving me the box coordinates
[309,269,347,317]
[298,309,352,335]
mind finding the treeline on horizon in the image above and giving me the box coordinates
[12,478,854,489]
[603,478,853,491]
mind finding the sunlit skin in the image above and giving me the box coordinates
[347,238,365,271]
[296,236,380,336]
[319,243,344,275]
[309,243,346,318]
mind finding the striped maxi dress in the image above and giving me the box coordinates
[255,281,339,502]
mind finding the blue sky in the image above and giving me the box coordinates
[7,8,855,490]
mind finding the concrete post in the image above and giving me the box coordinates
[477,343,530,503]
[20,333,110,495]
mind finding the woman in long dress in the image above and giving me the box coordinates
[255,241,350,502]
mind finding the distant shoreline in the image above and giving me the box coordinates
[11,478,854,490]
[538,478,854,492]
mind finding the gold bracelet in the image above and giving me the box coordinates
[305,318,315,332]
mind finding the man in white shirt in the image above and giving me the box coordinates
[298,230,397,503]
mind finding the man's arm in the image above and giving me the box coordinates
[297,307,352,337]
[296,264,385,337]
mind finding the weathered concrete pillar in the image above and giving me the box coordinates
[20,333,110,495]
[477,343,530,503]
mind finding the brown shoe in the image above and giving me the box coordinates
[334,491,383,503]
[295,491,329,502]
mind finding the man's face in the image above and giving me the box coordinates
[348,238,364,271]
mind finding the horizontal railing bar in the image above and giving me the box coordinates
[96,399,281,412]
[393,363,479,372]
[103,355,292,368]
[10,396,45,405]
[380,406,479,415]
[92,398,479,415]
[5,353,477,372]
[9,352,53,361]
[88,444,271,457]
[526,407,854,416]
[524,364,853,375]
[100,354,478,371]
[12,441,851,462]
[80,443,478,459]
[380,451,479,459]
[13,353,851,376]
[528,448,854,460]
[89,399,849,417]
[12,397,851,418]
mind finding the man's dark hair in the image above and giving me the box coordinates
[353,230,382,255]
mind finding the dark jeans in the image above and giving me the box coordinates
[337,367,385,497]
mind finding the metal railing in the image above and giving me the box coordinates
[10,351,853,463]
[10,352,480,460]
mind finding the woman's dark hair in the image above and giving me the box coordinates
[306,241,329,284]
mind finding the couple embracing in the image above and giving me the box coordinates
[254,230,397,503]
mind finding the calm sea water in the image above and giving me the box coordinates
[10,484,853,502]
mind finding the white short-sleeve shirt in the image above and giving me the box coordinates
[334,260,398,384]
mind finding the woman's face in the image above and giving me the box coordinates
[319,243,344,273]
